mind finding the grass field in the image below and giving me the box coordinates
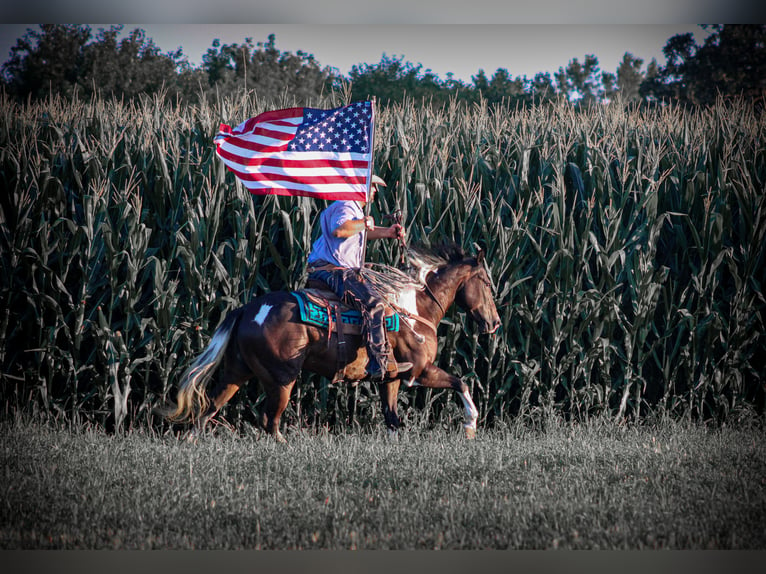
[2,93,765,553]
[2,416,764,550]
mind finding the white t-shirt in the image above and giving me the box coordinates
[307,200,365,268]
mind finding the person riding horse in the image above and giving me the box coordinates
[306,175,412,381]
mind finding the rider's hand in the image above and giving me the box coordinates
[390,224,405,239]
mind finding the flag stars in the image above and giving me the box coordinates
[287,104,371,153]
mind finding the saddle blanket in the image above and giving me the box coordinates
[291,290,400,333]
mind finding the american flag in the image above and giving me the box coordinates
[214,101,374,200]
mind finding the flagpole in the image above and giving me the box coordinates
[359,97,376,272]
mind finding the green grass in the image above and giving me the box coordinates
[1,417,764,549]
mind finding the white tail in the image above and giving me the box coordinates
[165,310,240,424]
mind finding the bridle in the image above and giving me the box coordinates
[457,266,496,321]
[424,281,447,317]
[424,264,491,319]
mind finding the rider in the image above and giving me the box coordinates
[306,175,412,381]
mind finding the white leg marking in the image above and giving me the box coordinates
[459,388,479,430]
[253,304,272,326]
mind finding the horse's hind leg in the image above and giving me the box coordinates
[193,347,252,435]
[194,381,243,434]
[260,380,296,443]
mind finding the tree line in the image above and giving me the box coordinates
[1,24,764,108]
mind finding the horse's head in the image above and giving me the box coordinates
[409,243,501,334]
[455,249,501,335]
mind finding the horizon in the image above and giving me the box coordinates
[0,24,714,85]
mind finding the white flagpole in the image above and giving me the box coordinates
[359,98,376,272]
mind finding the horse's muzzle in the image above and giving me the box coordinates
[482,318,501,335]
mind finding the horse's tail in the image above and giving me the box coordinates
[164,308,243,424]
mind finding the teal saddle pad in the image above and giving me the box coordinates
[291,291,400,332]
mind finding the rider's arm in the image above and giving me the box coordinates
[333,217,404,240]
[367,224,404,240]
[332,217,369,238]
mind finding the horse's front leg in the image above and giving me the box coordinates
[260,380,296,443]
[379,379,402,436]
[415,364,479,438]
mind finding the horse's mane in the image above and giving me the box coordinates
[358,243,468,303]
[406,242,467,283]
[409,242,467,266]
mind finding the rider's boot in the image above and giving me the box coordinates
[367,354,413,382]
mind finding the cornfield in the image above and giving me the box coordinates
[1,89,764,432]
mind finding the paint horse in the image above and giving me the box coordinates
[166,244,501,441]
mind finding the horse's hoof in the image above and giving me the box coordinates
[464,426,476,440]
[183,428,199,443]
[274,431,288,444]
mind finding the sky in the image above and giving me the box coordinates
[1,0,758,84]
[0,23,716,84]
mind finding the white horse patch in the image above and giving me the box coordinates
[253,304,272,326]
[395,287,419,329]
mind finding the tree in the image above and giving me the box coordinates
[471,69,490,92]
[530,72,556,104]
[554,66,571,101]
[443,72,469,95]
[202,34,334,104]
[1,25,191,102]
[556,55,602,105]
[483,68,526,106]
[348,54,454,106]
[601,71,617,102]
[201,38,237,87]
[639,58,670,103]
[80,26,189,100]
[2,24,91,100]
[688,25,766,103]
[615,53,644,102]
[659,32,698,101]
[655,25,766,105]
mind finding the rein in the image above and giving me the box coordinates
[383,209,447,319]
[424,280,447,318]
[388,301,437,340]
[383,209,406,266]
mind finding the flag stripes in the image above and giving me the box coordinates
[214,102,374,200]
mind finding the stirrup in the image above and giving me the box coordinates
[367,360,413,382]
[390,361,413,374]
[384,360,413,380]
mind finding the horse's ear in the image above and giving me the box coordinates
[473,242,485,264]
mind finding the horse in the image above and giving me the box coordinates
[165,243,501,441]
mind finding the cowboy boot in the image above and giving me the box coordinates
[367,352,413,382]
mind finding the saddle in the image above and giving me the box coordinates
[292,280,402,383]
[291,284,400,336]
